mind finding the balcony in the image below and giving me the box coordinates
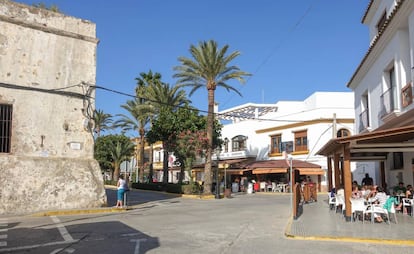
[359,109,369,132]
[380,88,397,118]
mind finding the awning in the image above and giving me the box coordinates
[245,159,323,175]
[252,168,286,174]
[298,168,325,175]
[317,124,414,161]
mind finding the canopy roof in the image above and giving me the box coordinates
[317,109,414,161]
[217,103,277,121]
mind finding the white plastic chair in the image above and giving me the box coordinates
[350,198,366,222]
[272,182,281,192]
[363,204,390,224]
[260,182,266,192]
[335,195,345,214]
[388,202,398,224]
[402,198,414,216]
[328,193,336,210]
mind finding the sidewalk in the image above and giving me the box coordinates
[286,194,414,246]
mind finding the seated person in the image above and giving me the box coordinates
[404,185,413,215]
[351,185,362,199]
[393,182,406,195]
[406,185,413,199]
[383,195,402,214]
[371,187,388,223]
[366,185,378,201]
[372,186,388,205]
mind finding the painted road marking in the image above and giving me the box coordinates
[0,219,6,247]
[51,216,74,242]
[50,247,75,254]
[0,216,78,253]
[0,239,79,253]
[131,239,147,254]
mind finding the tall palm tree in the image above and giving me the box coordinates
[135,71,162,182]
[109,140,135,182]
[173,40,251,195]
[146,81,190,184]
[93,109,113,138]
[114,99,152,182]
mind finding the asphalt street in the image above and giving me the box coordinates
[1,189,413,254]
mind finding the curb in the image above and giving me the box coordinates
[30,207,129,217]
[284,215,414,246]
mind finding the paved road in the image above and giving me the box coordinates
[1,190,413,254]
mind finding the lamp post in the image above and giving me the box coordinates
[288,154,293,214]
[215,148,221,199]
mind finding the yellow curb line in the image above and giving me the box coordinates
[284,215,414,246]
[30,207,128,217]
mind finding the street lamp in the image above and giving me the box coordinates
[288,154,293,216]
[215,148,221,199]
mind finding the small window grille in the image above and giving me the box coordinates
[0,104,12,153]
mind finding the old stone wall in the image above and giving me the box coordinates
[0,0,106,214]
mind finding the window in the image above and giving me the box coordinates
[294,130,307,152]
[337,129,350,138]
[231,135,247,152]
[376,11,387,34]
[0,104,12,153]
[359,93,370,132]
[393,152,404,170]
[224,137,229,153]
[380,66,397,116]
[270,134,282,154]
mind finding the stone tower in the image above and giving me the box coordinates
[0,0,107,214]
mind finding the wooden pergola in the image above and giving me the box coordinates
[317,121,414,221]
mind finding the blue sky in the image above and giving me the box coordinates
[16,0,369,118]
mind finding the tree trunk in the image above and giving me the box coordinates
[113,162,120,182]
[162,142,169,184]
[139,129,145,182]
[203,88,215,195]
[149,143,154,183]
[185,157,194,185]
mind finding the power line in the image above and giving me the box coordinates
[221,1,317,108]
[2,80,350,124]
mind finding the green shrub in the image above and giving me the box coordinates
[130,182,204,195]
[104,180,117,186]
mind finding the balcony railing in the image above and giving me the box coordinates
[380,88,395,117]
[359,109,369,132]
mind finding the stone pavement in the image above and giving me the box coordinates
[29,187,414,247]
[286,194,414,246]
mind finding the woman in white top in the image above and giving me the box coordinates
[371,186,388,223]
[116,175,127,208]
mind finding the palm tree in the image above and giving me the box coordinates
[114,99,152,182]
[146,81,190,184]
[93,109,113,138]
[109,140,135,182]
[135,71,162,182]
[173,40,251,195]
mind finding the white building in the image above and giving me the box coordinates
[318,0,414,220]
[348,0,414,190]
[217,91,355,192]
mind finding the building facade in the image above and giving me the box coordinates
[348,0,414,189]
[217,92,355,192]
[318,0,414,220]
[0,1,106,214]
